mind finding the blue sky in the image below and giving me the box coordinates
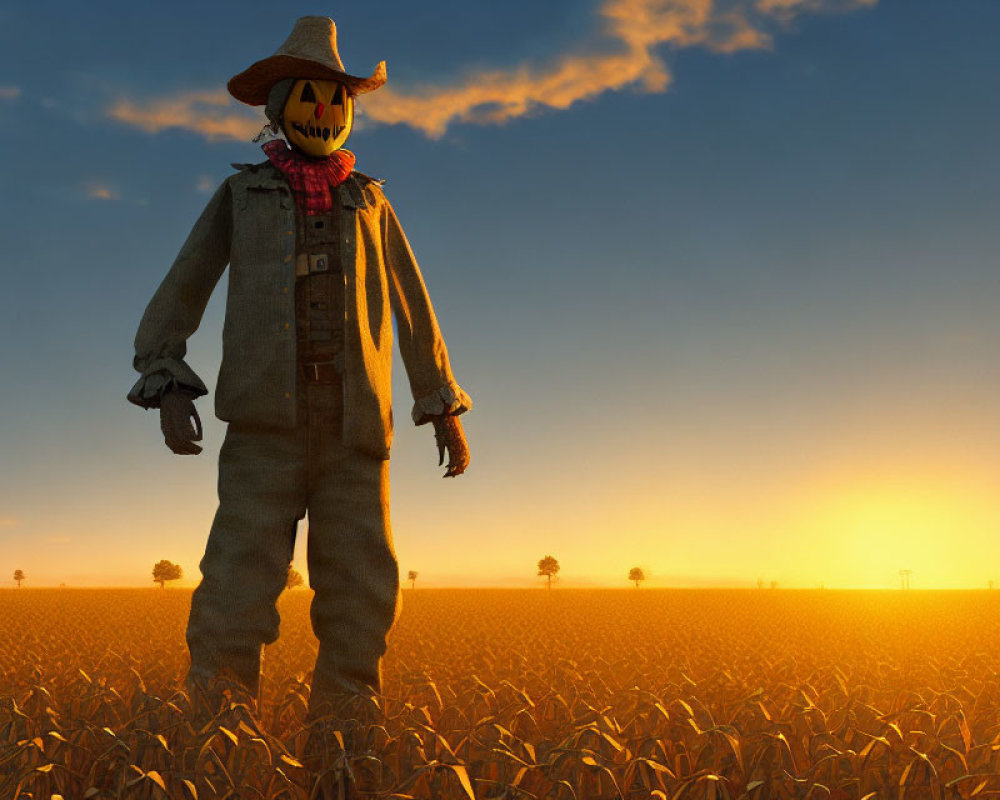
[1,0,999,589]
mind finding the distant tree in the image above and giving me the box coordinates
[152,560,183,589]
[286,566,305,590]
[407,570,418,590]
[13,570,24,588]
[757,577,764,589]
[629,567,645,588]
[990,580,995,591]
[899,569,912,590]
[770,580,778,590]
[537,555,560,589]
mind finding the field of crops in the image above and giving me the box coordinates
[3,588,1000,799]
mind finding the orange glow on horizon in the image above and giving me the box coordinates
[776,465,1000,590]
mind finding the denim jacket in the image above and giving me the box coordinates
[128,162,471,459]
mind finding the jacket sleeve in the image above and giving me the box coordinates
[382,194,472,426]
[127,180,233,409]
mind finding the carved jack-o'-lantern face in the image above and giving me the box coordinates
[282,79,354,156]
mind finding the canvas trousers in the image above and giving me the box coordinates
[185,371,401,716]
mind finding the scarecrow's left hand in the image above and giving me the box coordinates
[160,387,203,456]
[432,415,470,478]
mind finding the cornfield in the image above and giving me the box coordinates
[3,587,1000,798]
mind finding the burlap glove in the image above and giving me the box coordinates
[159,387,203,456]
[431,414,470,478]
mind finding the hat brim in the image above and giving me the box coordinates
[228,54,386,106]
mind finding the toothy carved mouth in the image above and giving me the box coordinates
[291,123,345,141]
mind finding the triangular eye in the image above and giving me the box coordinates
[331,84,344,106]
[299,82,316,103]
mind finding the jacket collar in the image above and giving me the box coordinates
[232,161,368,209]
[340,174,368,209]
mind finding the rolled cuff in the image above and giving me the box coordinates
[128,358,208,410]
[411,383,472,426]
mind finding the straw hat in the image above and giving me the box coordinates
[228,16,386,106]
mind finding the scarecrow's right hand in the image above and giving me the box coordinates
[159,388,203,456]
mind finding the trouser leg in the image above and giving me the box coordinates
[304,402,400,717]
[186,423,308,695]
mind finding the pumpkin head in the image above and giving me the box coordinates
[282,78,354,156]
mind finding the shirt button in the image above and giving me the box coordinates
[282,286,289,294]
[285,230,294,236]
[284,255,292,263]
[283,322,290,330]
[284,391,291,399]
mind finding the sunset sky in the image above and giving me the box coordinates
[1,0,999,590]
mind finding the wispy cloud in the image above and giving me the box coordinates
[195,175,216,193]
[0,517,18,528]
[46,536,72,544]
[108,89,260,141]
[756,0,876,22]
[83,182,119,201]
[364,0,877,137]
[107,0,876,141]
[0,85,20,101]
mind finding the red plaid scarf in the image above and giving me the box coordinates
[262,140,356,215]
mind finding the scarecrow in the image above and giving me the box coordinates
[127,16,471,726]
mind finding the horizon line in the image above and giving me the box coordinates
[1,584,994,592]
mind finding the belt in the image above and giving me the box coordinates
[300,360,340,383]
